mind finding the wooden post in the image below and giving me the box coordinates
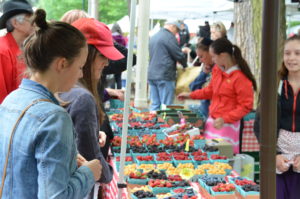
[260,0,280,198]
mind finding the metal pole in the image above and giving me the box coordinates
[260,0,280,198]
[88,0,98,19]
[150,18,154,30]
[117,0,136,198]
[134,0,150,108]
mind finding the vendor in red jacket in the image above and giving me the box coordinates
[0,0,34,103]
[178,38,257,154]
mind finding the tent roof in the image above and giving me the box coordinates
[149,0,234,20]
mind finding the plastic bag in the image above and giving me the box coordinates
[233,154,255,180]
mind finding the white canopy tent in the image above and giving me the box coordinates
[112,0,234,34]
[286,0,300,23]
[149,0,234,20]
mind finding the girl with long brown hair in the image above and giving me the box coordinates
[274,35,300,199]
[59,18,124,189]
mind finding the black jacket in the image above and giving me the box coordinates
[179,28,190,47]
[254,79,300,142]
[103,42,137,75]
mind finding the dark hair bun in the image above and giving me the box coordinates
[34,9,48,30]
[200,38,213,46]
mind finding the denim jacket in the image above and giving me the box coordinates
[0,79,95,199]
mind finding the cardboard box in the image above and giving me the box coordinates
[235,191,259,199]
[206,139,234,159]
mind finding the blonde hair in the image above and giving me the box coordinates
[211,21,227,39]
[60,9,89,24]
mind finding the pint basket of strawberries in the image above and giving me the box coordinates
[148,179,173,194]
[210,154,229,164]
[135,155,155,164]
[155,152,173,164]
[210,183,236,196]
[191,134,206,149]
[115,156,133,170]
[127,170,148,185]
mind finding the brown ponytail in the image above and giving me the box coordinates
[34,9,48,30]
[232,45,257,91]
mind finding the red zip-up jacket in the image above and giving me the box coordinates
[190,66,254,123]
[0,33,26,103]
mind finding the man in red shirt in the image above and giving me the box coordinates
[0,0,33,103]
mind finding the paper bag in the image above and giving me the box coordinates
[176,66,201,95]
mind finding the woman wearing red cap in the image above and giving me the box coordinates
[59,18,124,193]
[61,10,128,160]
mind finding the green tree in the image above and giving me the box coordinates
[38,0,85,20]
[98,0,127,24]
[38,0,127,24]
[234,0,286,100]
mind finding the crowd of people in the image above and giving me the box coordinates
[0,0,299,198]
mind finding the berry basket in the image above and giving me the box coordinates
[193,139,206,149]
[127,177,148,185]
[109,99,124,109]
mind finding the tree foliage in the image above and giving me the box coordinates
[38,0,127,24]
[98,0,128,24]
[288,21,300,27]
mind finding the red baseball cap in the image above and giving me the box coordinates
[72,18,124,60]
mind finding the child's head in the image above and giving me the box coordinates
[210,38,257,91]
[24,9,87,92]
[196,37,213,66]
[279,35,300,79]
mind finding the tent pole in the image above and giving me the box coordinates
[134,0,150,108]
[260,0,280,198]
[88,0,98,19]
[117,0,136,198]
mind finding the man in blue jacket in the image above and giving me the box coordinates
[148,21,187,111]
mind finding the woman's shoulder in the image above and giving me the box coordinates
[228,68,247,78]
[231,70,253,88]
[61,87,94,103]
[212,65,222,73]
[60,87,96,112]
[30,99,70,122]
